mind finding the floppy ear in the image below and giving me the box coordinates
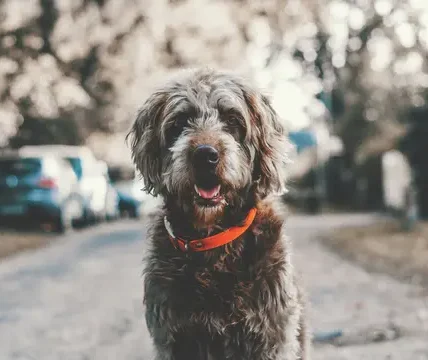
[126,92,166,196]
[244,91,291,198]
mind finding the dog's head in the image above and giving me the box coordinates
[128,68,290,227]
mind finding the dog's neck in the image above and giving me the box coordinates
[164,197,256,241]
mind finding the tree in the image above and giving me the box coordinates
[2,0,428,169]
[0,0,252,158]
[256,0,428,163]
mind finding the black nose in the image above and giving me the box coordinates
[193,145,219,169]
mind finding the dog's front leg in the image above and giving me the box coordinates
[145,302,174,360]
[151,331,212,360]
[152,343,203,360]
[146,303,209,360]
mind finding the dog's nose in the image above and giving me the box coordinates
[193,145,219,169]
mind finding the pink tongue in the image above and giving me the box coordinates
[197,185,220,199]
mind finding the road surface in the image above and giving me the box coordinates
[0,212,427,360]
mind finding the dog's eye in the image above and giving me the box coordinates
[174,114,189,129]
[225,114,240,127]
[165,114,189,145]
[223,113,245,141]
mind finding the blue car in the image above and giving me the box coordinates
[113,178,148,219]
[289,130,317,154]
[116,189,142,219]
[21,145,114,225]
[0,151,84,233]
[286,129,324,213]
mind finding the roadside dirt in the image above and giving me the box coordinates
[323,218,428,287]
[0,228,56,260]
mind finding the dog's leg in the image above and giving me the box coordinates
[151,332,215,360]
[145,301,175,360]
[152,348,173,360]
[270,307,307,360]
[146,305,215,360]
[297,313,310,360]
[297,283,311,360]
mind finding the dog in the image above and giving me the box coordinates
[128,68,309,360]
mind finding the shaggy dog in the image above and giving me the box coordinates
[128,68,309,360]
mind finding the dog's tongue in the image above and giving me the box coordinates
[196,185,220,199]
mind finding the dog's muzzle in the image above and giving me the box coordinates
[192,145,222,202]
[192,145,219,171]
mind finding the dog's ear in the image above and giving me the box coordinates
[127,91,167,196]
[244,91,291,198]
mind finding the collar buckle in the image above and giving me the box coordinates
[170,236,179,250]
[164,216,190,252]
[183,241,189,252]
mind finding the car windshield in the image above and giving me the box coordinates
[66,157,83,179]
[0,158,41,176]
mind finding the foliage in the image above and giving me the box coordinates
[0,0,250,154]
[2,0,428,166]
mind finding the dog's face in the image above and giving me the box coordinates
[128,69,290,227]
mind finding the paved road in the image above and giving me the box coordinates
[0,212,427,360]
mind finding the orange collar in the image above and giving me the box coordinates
[164,208,257,252]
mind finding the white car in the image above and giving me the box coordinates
[97,160,120,221]
[115,175,162,218]
[21,145,111,223]
[382,150,418,229]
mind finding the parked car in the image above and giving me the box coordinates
[98,161,120,221]
[113,178,143,219]
[379,106,428,230]
[285,129,325,213]
[382,150,418,230]
[21,145,111,224]
[0,149,84,233]
[397,106,428,220]
[284,120,344,214]
[117,190,143,219]
[113,174,161,219]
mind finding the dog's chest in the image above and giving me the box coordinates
[144,222,291,339]
[146,253,260,319]
[144,252,292,357]
[173,261,254,313]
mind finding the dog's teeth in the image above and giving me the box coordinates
[194,185,201,196]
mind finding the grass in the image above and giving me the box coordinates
[323,219,428,286]
[0,228,56,260]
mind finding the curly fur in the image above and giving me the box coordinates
[127,68,310,360]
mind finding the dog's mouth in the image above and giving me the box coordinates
[194,184,223,205]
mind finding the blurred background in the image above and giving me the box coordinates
[1,0,428,359]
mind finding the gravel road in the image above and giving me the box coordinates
[0,212,427,360]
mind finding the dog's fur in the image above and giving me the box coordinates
[128,68,309,360]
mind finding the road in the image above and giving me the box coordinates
[0,212,427,360]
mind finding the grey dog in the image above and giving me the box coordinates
[128,68,309,360]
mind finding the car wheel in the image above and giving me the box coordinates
[105,201,119,221]
[54,209,72,234]
[71,198,85,228]
[119,208,128,218]
[402,183,419,231]
[130,206,139,219]
[55,197,84,234]
[306,194,322,214]
[106,210,118,222]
